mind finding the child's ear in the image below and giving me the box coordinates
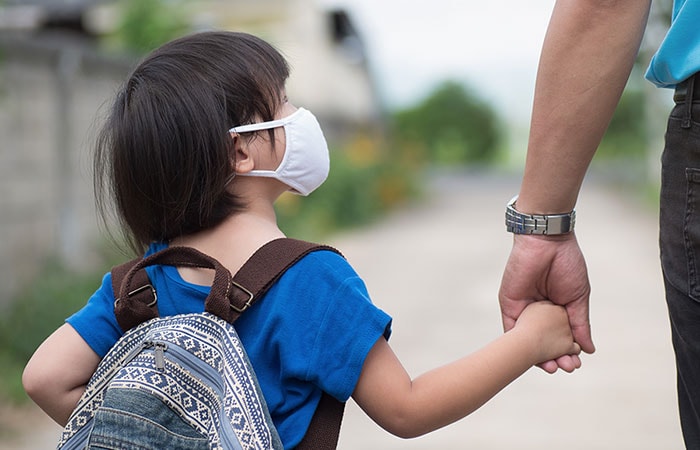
[230,132,255,174]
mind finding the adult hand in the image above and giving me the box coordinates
[499,232,594,373]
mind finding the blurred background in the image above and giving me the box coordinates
[0,0,684,448]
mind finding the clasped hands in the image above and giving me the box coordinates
[499,232,594,373]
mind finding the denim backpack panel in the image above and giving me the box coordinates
[58,311,282,450]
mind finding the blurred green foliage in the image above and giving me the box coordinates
[391,80,502,165]
[110,0,189,54]
[0,257,112,403]
[277,135,421,239]
[596,88,648,160]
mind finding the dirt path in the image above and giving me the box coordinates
[0,403,61,449]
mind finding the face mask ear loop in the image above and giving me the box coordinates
[228,108,304,134]
[224,131,239,188]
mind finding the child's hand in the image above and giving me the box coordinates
[514,300,581,365]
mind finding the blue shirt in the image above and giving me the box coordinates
[646,0,700,87]
[67,243,392,448]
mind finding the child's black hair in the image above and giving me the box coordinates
[94,31,290,253]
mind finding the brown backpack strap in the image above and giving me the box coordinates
[222,238,340,323]
[111,257,157,331]
[113,246,235,331]
[112,238,340,330]
[111,238,346,449]
[296,392,345,450]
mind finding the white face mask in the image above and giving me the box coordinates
[229,107,330,196]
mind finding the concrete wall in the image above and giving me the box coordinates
[0,33,133,306]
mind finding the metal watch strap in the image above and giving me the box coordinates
[505,195,575,235]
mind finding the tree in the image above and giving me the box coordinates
[391,81,502,165]
[114,0,189,54]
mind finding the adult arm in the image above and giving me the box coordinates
[499,0,651,372]
[519,0,651,212]
[23,323,101,426]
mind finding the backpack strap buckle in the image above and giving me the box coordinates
[127,284,158,307]
[229,281,254,313]
[113,283,157,309]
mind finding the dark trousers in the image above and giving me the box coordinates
[661,72,700,449]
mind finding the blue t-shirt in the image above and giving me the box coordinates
[646,0,700,87]
[67,243,392,449]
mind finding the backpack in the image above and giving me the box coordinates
[58,238,345,450]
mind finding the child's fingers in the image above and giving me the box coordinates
[554,354,580,373]
[537,360,559,374]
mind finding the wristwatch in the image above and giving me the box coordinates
[505,195,575,235]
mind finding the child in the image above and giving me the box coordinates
[22,31,580,448]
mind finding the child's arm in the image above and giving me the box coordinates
[352,301,580,438]
[23,323,101,426]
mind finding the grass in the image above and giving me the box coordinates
[0,256,115,404]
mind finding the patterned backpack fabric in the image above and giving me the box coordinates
[57,239,344,450]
